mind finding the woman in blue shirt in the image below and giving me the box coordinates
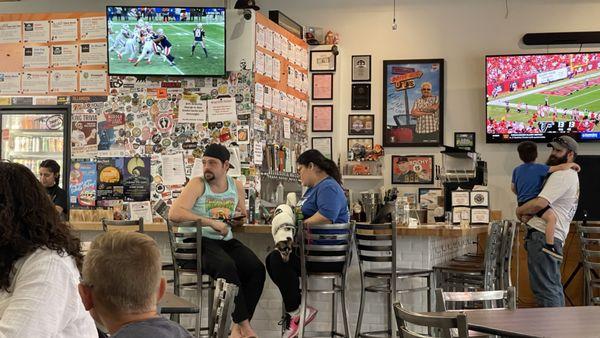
[266,149,349,338]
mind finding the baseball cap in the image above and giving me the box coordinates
[203,144,234,168]
[547,135,578,154]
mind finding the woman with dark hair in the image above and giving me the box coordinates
[266,149,349,338]
[0,162,97,337]
[39,159,68,219]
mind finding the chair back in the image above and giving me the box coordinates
[101,217,144,233]
[299,222,354,275]
[166,219,203,295]
[577,224,600,305]
[498,220,517,290]
[354,222,397,290]
[394,303,468,338]
[435,286,516,311]
[482,221,504,290]
[209,278,239,338]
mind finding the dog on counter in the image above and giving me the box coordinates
[271,204,296,262]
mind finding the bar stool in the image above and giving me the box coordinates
[210,278,239,338]
[298,222,354,338]
[577,224,600,305]
[354,222,433,338]
[101,217,144,232]
[166,219,215,338]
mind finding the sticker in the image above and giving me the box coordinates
[161,138,172,147]
[182,142,197,150]
[158,99,170,112]
[156,113,173,133]
[152,133,162,144]
[132,127,141,137]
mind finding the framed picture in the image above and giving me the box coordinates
[470,190,489,207]
[352,55,371,82]
[418,188,443,206]
[471,208,490,224]
[312,137,333,160]
[347,137,374,159]
[454,132,476,152]
[311,105,333,132]
[452,207,471,224]
[348,114,375,135]
[383,59,444,147]
[351,83,371,110]
[391,155,434,184]
[310,50,336,71]
[312,73,333,100]
[451,190,470,206]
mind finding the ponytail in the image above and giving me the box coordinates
[297,149,342,185]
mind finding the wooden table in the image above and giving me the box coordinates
[429,306,600,338]
[158,292,198,314]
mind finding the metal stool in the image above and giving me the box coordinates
[354,222,433,338]
[298,222,354,338]
[101,217,144,232]
[210,278,238,338]
[167,219,215,338]
[577,224,600,305]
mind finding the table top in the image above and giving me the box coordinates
[70,221,488,237]
[428,306,600,338]
[158,292,198,314]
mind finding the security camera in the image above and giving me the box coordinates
[243,9,252,21]
[331,44,339,56]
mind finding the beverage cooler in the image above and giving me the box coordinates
[0,108,69,189]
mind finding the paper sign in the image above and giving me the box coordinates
[272,89,280,111]
[162,153,186,186]
[254,83,264,107]
[51,44,78,67]
[273,58,281,82]
[79,43,107,66]
[21,71,49,94]
[191,157,204,178]
[71,113,98,157]
[50,18,78,42]
[283,118,291,139]
[263,86,272,109]
[23,46,49,68]
[256,24,265,47]
[207,97,237,122]
[0,72,21,94]
[255,51,265,74]
[265,29,273,51]
[179,99,207,123]
[0,21,22,43]
[129,201,153,223]
[79,70,107,93]
[265,54,273,78]
[253,141,264,165]
[23,21,49,43]
[50,70,78,93]
[80,17,106,40]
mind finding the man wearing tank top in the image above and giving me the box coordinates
[170,143,265,338]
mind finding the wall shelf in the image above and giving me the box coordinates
[342,175,383,180]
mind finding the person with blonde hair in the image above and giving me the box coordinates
[410,81,440,143]
[78,231,191,338]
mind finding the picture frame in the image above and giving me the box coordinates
[383,59,444,147]
[310,50,336,72]
[391,155,434,184]
[348,114,375,135]
[351,83,371,110]
[451,190,470,206]
[471,208,490,224]
[418,187,443,206]
[470,190,489,207]
[312,73,333,100]
[452,207,471,224]
[454,132,476,152]
[311,105,333,132]
[347,137,374,160]
[352,55,371,82]
[312,136,333,160]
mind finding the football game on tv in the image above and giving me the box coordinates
[486,52,600,142]
[106,6,225,76]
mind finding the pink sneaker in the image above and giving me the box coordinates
[281,306,318,338]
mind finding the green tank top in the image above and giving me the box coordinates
[191,176,238,240]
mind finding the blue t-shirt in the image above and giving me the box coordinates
[512,162,550,203]
[300,176,349,223]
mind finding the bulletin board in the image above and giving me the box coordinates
[0,12,108,96]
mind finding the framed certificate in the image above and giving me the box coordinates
[310,50,336,71]
[470,191,489,207]
[451,190,470,206]
[311,73,333,100]
[312,137,332,160]
[352,55,371,82]
[311,105,333,132]
[452,207,471,224]
[471,208,490,224]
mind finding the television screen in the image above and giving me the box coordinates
[486,52,600,143]
[106,6,225,76]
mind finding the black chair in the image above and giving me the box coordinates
[101,217,144,232]
[394,303,468,338]
[354,222,433,338]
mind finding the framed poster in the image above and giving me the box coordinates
[454,132,476,152]
[310,50,336,71]
[352,55,371,82]
[383,59,444,147]
[418,187,443,206]
[311,105,333,132]
[312,137,333,160]
[347,137,374,159]
[351,83,371,110]
[391,155,434,184]
[348,114,374,135]
[312,73,333,100]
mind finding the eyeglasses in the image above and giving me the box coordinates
[422,88,431,91]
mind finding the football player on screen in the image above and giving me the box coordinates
[153,29,176,66]
[191,23,208,57]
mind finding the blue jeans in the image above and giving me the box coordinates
[525,230,564,307]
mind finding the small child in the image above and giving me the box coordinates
[512,141,579,260]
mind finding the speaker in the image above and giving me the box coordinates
[522,31,600,45]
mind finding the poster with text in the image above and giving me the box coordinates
[0,72,21,95]
[80,17,106,40]
[79,70,107,93]
[71,113,98,158]
[97,109,125,157]
[79,42,107,66]
[0,21,22,43]
[50,70,78,93]
[50,18,78,42]
[96,157,124,206]
[69,161,97,207]
[23,46,49,68]
[21,71,49,94]
[51,44,78,67]
[123,156,151,202]
[391,155,434,184]
[22,20,50,43]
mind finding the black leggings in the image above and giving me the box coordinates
[265,250,343,312]
[180,238,266,323]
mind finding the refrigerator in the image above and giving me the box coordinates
[0,108,70,189]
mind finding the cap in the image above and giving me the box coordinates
[204,144,234,169]
[547,135,578,154]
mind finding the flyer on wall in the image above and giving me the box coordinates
[23,46,50,68]
[79,70,107,93]
[21,71,49,94]
[123,156,151,202]
[80,17,106,40]
[128,201,153,223]
[50,18,78,42]
[96,157,125,206]
[71,113,98,158]
[79,42,107,66]
[0,72,22,95]
[22,20,50,43]
[97,110,125,157]
[50,70,78,93]
[51,44,79,67]
[0,21,22,43]
[69,160,97,207]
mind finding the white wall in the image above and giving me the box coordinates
[0,0,225,13]
[257,0,600,219]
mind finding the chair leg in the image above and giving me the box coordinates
[387,279,392,337]
[340,276,350,338]
[299,276,308,338]
[355,277,366,338]
[331,278,338,337]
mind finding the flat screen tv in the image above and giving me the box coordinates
[486,52,600,143]
[106,6,225,77]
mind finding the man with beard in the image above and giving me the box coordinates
[169,143,265,338]
[516,135,579,307]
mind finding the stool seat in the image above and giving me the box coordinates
[365,267,433,278]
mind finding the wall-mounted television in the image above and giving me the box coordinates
[106,6,225,77]
[486,52,600,143]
